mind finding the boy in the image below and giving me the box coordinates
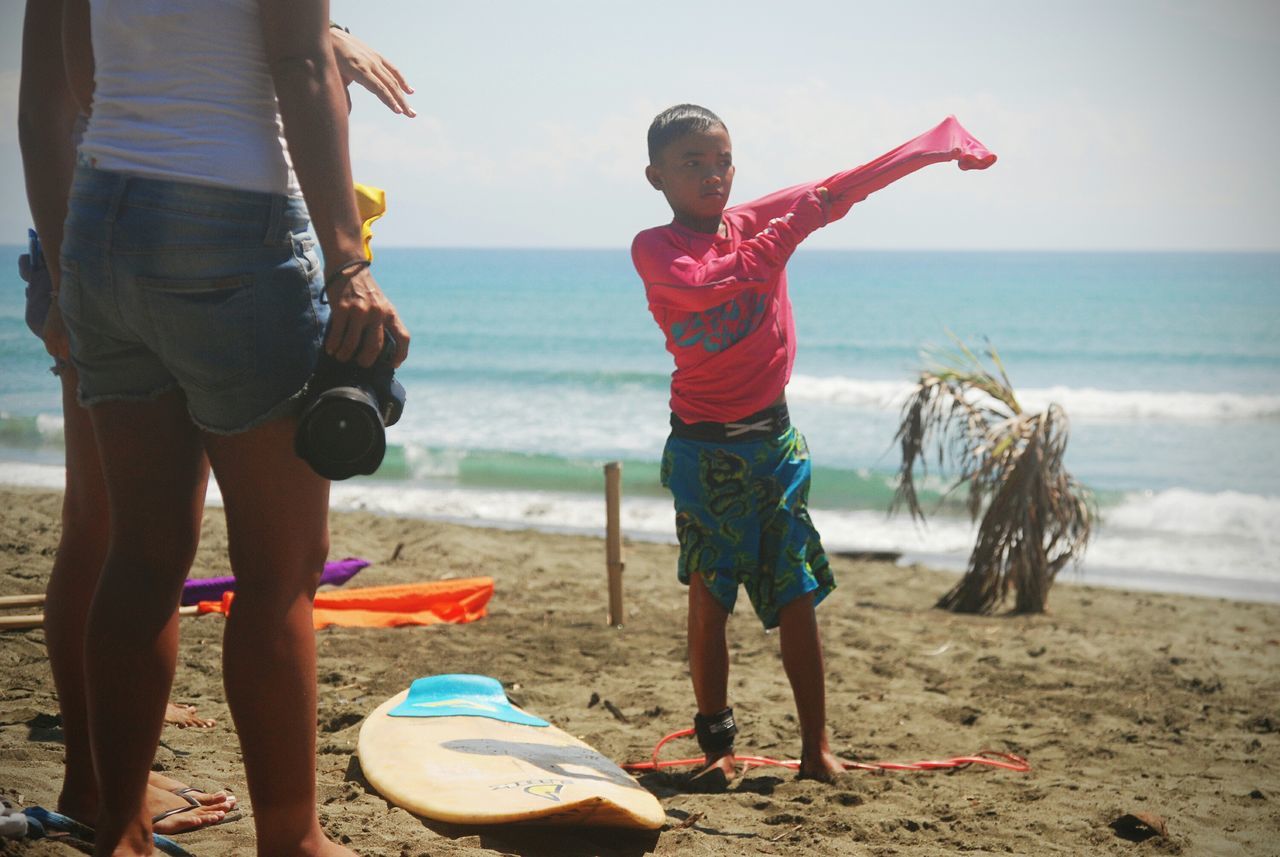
[632,104,995,784]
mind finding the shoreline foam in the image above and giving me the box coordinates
[2,460,1277,605]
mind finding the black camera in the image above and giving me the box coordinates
[294,334,406,480]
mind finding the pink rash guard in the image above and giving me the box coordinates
[632,115,996,424]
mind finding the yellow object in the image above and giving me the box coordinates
[358,686,666,829]
[354,183,386,261]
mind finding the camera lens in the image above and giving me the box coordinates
[295,388,385,480]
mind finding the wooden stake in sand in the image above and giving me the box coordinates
[604,461,625,627]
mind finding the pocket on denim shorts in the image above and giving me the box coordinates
[137,273,256,393]
[293,233,321,279]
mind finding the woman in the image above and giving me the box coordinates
[20,0,415,836]
[59,2,410,854]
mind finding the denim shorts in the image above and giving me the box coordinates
[660,425,835,629]
[59,166,328,434]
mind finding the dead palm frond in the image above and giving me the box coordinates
[892,336,1095,614]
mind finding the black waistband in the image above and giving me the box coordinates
[670,403,790,443]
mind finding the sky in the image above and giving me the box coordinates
[1,0,1278,250]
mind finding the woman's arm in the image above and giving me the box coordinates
[259,0,409,368]
[60,0,94,114]
[18,0,82,357]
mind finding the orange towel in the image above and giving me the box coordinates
[196,578,494,629]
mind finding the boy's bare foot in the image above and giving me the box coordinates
[797,748,847,782]
[687,752,736,792]
[164,702,216,728]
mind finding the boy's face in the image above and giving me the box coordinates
[646,125,735,232]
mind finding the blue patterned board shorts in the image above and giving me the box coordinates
[660,425,835,629]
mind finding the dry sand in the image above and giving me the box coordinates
[1,485,1277,856]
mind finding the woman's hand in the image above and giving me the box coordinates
[323,266,410,368]
[329,29,415,118]
[261,3,410,370]
[41,299,71,361]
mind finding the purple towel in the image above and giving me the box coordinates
[180,557,369,606]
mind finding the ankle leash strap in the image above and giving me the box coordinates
[694,707,738,755]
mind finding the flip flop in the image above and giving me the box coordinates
[168,785,236,806]
[152,788,243,831]
[22,806,193,857]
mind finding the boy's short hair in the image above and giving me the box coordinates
[647,104,726,164]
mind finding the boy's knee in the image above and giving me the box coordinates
[689,579,730,625]
[779,590,816,616]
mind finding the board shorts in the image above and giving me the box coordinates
[59,166,328,435]
[660,423,835,629]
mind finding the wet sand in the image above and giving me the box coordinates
[1,486,1277,856]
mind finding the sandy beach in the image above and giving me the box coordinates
[1,485,1277,856]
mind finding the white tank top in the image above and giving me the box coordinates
[79,0,299,195]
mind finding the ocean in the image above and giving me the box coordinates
[3,248,1278,602]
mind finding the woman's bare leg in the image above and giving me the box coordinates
[83,391,208,856]
[47,374,234,838]
[44,366,109,821]
[204,416,353,856]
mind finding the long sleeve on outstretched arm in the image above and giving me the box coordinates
[729,115,996,233]
[634,189,827,313]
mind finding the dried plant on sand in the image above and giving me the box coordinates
[892,338,1095,614]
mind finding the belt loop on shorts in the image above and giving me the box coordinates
[264,194,285,246]
[102,173,130,247]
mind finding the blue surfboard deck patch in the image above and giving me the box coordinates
[388,674,549,727]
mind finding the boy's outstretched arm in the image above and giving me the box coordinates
[727,116,996,233]
[635,189,828,313]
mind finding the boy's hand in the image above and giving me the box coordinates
[330,29,416,118]
[815,186,832,223]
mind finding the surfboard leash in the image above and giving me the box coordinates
[621,728,1030,775]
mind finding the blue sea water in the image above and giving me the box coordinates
[3,248,1278,601]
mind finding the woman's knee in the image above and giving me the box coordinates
[57,486,109,558]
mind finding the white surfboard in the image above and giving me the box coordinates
[357,675,665,829]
